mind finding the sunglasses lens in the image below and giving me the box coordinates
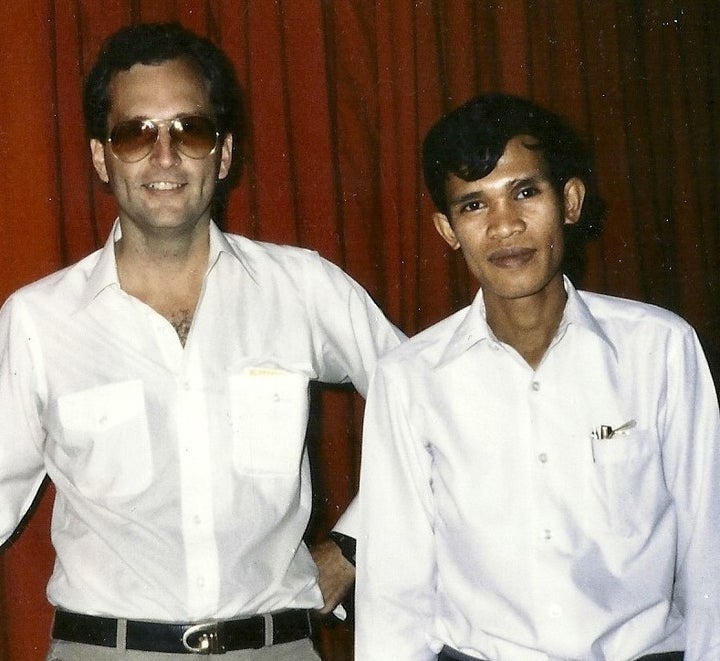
[171,116,219,159]
[108,116,219,162]
[109,120,158,162]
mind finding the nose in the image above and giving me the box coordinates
[487,201,525,239]
[149,125,180,167]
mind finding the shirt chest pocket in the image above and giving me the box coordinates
[590,429,668,537]
[56,380,153,499]
[228,369,310,475]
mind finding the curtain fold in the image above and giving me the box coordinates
[0,2,717,659]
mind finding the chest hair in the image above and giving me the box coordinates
[167,309,194,346]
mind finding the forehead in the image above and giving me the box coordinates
[107,58,211,121]
[445,135,550,200]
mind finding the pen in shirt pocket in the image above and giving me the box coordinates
[590,419,636,461]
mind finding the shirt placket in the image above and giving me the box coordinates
[526,372,568,646]
[153,311,221,615]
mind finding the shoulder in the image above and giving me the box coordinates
[577,290,701,362]
[3,250,102,307]
[579,289,694,335]
[377,307,470,373]
[222,233,350,281]
[223,233,322,266]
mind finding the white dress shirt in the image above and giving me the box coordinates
[0,221,404,621]
[356,278,720,660]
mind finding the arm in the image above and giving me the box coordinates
[0,295,48,546]
[355,361,437,661]
[665,328,720,658]
[310,536,355,615]
[308,256,406,611]
[310,255,406,399]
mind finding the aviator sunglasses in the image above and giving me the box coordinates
[107,115,220,163]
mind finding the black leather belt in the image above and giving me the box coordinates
[438,647,683,661]
[52,609,311,654]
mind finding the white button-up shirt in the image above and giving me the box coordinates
[356,278,720,660]
[0,221,404,621]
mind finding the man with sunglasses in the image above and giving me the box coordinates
[0,23,404,660]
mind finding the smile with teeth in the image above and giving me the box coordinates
[145,181,185,190]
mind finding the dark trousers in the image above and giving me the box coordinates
[438,646,684,661]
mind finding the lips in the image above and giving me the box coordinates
[488,246,536,268]
[144,181,186,190]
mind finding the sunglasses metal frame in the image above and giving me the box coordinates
[107,115,220,163]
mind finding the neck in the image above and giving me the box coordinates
[484,277,567,370]
[115,220,211,346]
[115,216,212,265]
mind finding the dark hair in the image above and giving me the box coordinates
[422,94,605,241]
[83,22,243,224]
[83,22,241,141]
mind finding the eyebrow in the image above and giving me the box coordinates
[115,111,212,123]
[448,175,548,207]
[449,191,484,207]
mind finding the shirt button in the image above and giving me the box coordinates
[531,381,540,391]
[544,529,552,540]
[538,453,548,463]
[197,577,205,587]
[549,604,562,619]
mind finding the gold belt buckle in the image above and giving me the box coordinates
[182,621,225,654]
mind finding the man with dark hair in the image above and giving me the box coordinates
[0,23,403,660]
[355,94,720,660]
[82,22,242,225]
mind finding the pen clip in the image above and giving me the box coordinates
[593,418,636,440]
[590,419,637,462]
[609,419,636,437]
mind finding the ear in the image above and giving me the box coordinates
[217,133,233,180]
[433,212,461,250]
[90,139,110,183]
[563,177,586,226]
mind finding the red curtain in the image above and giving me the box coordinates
[0,2,717,659]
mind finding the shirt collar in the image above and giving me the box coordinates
[436,275,618,367]
[560,276,617,358]
[77,219,123,310]
[436,289,494,367]
[78,219,252,310]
